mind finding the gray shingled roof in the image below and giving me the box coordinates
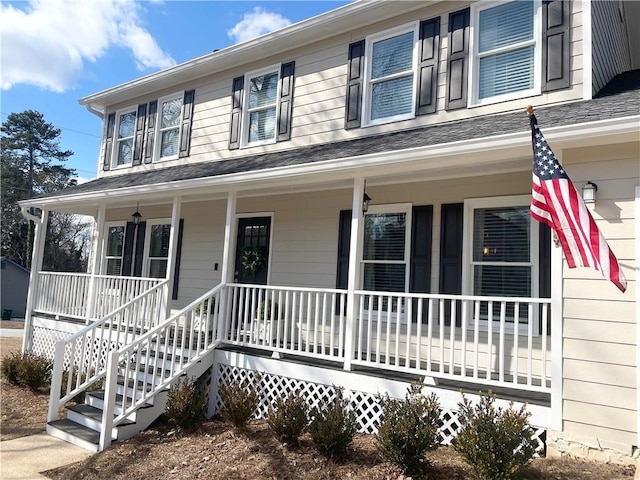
[40,70,640,200]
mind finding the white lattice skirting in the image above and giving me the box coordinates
[212,363,546,453]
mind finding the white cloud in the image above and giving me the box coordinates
[227,7,291,44]
[0,0,175,92]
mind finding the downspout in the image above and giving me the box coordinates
[84,103,104,119]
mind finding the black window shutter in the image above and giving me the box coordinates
[445,8,470,111]
[542,0,570,92]
[229,76,244,150]
[439,203,463,294]
[172,219,185,300]
[122,222,136,276]
[143,100,158,164]
[336,210,352,290]
[277,61,295,142]
[132,222,146,277]
[103,113,116,171]
[410,206,433,293]
[178,90,195,158]
[416,18,441,116]
[132,103,147,166]
[344,40,365,129]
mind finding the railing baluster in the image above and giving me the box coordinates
[394,295,401,367]
[513,303,520,385]
[527,303,534,386]
[438,300,445,374]
[499,302,506,383]
[541,302,548,388]
[449,300,456,374]
[473,300,480,379]
[404,297,411,369]
[461,299,468,379]
[486,301,493,381]
[426,299,433,372]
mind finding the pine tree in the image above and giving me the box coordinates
[1,110,77,268]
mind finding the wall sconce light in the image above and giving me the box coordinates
[131,202,142,225]
[582,181,598,204]
[363,192,372,214]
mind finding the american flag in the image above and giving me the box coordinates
[528,113,627,293]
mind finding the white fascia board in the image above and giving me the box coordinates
[79,1,429,109]
[19,115,640,209]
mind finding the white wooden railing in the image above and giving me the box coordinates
[47,280,169,424]
[353,291,552,393]
[99,284,224,450]
[33,272,163,320]
[223,284,348,362]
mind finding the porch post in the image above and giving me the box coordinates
[164,196,183,321]
[550,232,564,431]
[343,178,365,371]
[85,204,106,323]
[22,208,49,354]
[218,191,237,341]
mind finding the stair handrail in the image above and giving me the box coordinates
[98,282,227,450]
[47,279,170,424]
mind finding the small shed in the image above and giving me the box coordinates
[0,257,30,319]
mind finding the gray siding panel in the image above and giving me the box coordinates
[591,1,632,94]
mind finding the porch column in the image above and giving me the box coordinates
[164,196,182,320]
[85,204,106,323]
[343,178,365,371]
[22,208,49,354]
[550,231,564,431]
[218,192,237,341]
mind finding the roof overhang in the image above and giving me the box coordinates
[19,115,639,216]
[78,0,433,110]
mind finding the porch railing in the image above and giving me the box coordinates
[222,284,348,362]
[34,272,163,320]
[99,284,224,450]
[353,291,551,393]
[47,280,169,424]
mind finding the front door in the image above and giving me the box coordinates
[234,216,271,284]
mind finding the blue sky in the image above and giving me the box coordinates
[1,0,350,182]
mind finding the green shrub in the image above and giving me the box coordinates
[1,352,21,384]
[165,377,208,430]
[376,382,440,476]
[1,352,52,391]
[453,391,536,480]
[308,388,358,458]
[218,377,259,429]
[267,392,309,446]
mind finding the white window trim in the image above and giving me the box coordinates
[362,23,419,127]
[111,106,138,169]
[142,218,171,278]
[240,64,281,148]
[153,92,183,163]
[360,203,413,294]
[102,221,126,275]
[462,195,540,335]
[468,0,542,107]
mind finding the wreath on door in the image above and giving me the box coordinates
[240,246,266,275]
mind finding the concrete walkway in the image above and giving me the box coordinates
[0,433,93,479]
[1,322,95,478]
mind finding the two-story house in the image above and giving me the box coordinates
[19,0,639,462]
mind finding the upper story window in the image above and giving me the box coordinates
[156,94,183,161]
[245,67,280,145]
[470,0,541,105]
[364,24,418,126]
[229,62,295,150]
[114,108,136,168]
[102,90,194,172]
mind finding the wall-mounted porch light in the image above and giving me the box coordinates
[131,203,143,225]
[582,181,598,204]
[363,192,372,214]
